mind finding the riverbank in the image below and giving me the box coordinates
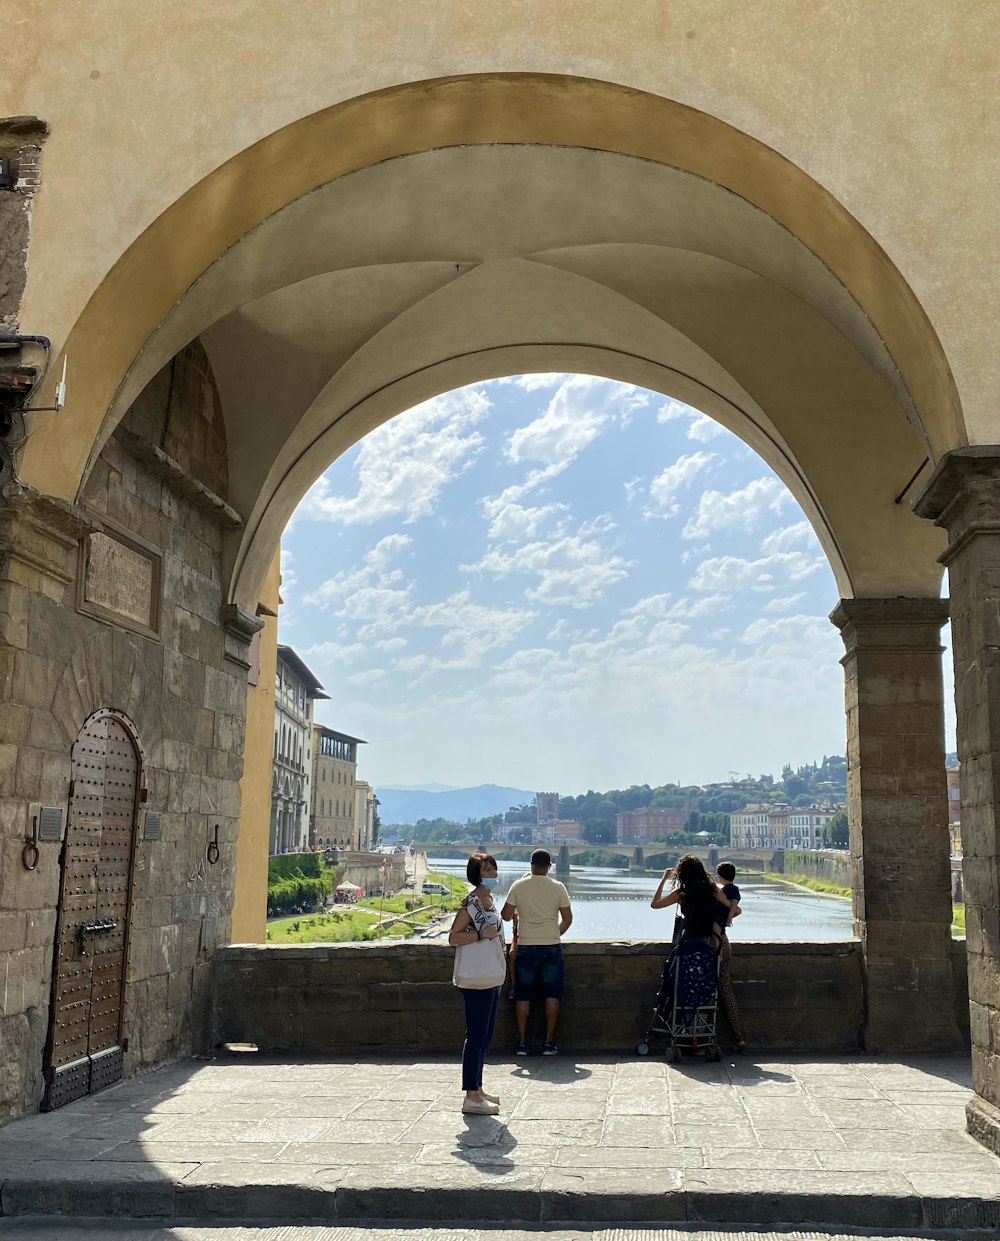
[769,869,966,935]
[265,871,466,944]
[763,870,851,899]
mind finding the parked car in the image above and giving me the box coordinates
[422,882,449,895]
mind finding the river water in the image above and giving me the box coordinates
[426,857,854,941]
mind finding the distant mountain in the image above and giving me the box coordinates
[378,783,535,826]
[378,783,459,793]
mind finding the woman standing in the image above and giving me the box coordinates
[651,855,745,1051]
[651,854,729,940]
[448,853,505,1115]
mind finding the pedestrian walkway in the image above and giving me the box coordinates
[0,1053,997,1231]
[0,1227,992,1241]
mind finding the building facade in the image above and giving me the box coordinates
[354,780,377,852]
[730,803,838,850]
[536,792,559,824]
[788,806,838,850]
[271,646,327,853]
[729,804,776,849]
[311,724,366,848]
[616,808,686,844]
[946,761,962,856]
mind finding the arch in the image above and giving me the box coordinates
[21,72,960,510]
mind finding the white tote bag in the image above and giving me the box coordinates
[453,897,506,989]
[453,936,506,989]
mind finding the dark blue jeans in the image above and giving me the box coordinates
[460,985,500,1090]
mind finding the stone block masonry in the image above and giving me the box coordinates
[0,341,252,1122]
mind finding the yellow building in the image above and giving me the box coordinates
[312,725,366,848]
[231,550,280,944]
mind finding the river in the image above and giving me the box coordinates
[425,857,854,941]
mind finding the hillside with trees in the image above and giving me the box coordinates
[383,755,848,844]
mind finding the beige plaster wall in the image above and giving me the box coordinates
[230,545,280,945]
[5,1,999,447]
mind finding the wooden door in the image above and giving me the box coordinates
[43,712,140,1110]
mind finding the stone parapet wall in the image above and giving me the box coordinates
[213,938,971,1055]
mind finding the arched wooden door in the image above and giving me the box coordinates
[43,711,141,1110]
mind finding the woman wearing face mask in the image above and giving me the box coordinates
[448,852,505,1114]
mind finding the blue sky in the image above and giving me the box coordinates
[278,375,952,794]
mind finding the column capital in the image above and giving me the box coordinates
[829,597,950,653]
[913,446,1000,562]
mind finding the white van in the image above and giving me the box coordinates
[422,881,449,896]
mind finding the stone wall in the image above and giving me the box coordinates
[780,850,852,888]
[0,340,252,1121]
[213,938,971,1056]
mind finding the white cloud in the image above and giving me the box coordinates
[762,592,806,614]
[464,529,631,608]
[485,501,566,544]
[687,413,726,442]
[647,452,715,518]
[304,535,416,640]
[506,374,640,467]
[657,399,725,443]
[761,521,818,554]
[688,551,824,593]
[740,613,836,655]
[682,477,790,541]
[279,547,297,599]
[666,594,732,620]
[297,387,489,526]
[657,398,693,425]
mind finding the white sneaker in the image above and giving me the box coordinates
[462,1097,499,1115]
[482,1092,500,1104]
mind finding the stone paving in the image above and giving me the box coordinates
[1,1053,999,1231]
[0,1228,993,1241]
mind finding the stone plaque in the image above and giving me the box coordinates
[79,529,160,636]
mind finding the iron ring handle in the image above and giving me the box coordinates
[207,823,220,866]
[21,840,39,871]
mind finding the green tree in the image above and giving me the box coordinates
[823,807,849,847]
[582,817,616,844]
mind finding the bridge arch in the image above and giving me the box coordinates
[18,75,958,614]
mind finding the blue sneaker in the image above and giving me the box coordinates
[515,1041,530,1056]
[542,1041,559,1056]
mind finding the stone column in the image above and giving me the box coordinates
[914,448,1000,1153]
[830,597,960,1053]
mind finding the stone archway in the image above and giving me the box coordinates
[1,65,991,1136]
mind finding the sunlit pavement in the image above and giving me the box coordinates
[0,1053,998,1232]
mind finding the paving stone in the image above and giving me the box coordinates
[684,1168,922,1228]
[500,1119,604,1145]
[334,1163,547,1220]
[556,1145,704,1169]
[540,1167,686,1222]
[2,1052,999,1233]
[511,1093,607,1120]
[275,1142,422,1165]
[700,1147,822,1170]
[174,1163,347,1218]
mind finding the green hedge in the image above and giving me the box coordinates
[267,852,334,917]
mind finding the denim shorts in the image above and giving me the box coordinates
[513,943,564,1000]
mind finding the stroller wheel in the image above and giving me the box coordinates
[634,1040,650,1056]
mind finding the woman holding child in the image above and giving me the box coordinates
[650,854,746,1052]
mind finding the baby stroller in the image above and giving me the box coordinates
[634,924,722,1063]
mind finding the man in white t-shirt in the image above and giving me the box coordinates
[501,849,573,1056]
